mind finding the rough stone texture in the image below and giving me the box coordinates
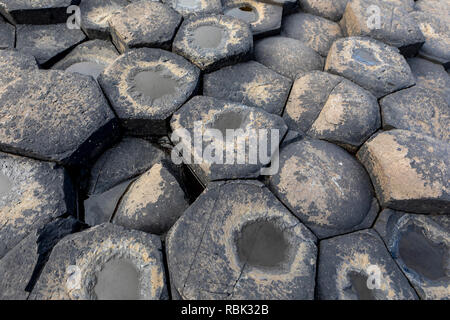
[16,24,86,66]
[172,14,253,72]
[0,70,117,165]
[167,180,318,300]
[411,11,450,69]
[108,1,182,53]
[317,229,418,300]
[113,163,189,235]
[254,36,324,80]
[203,61,292,115]
[0,50,38,89]
[52,40,119,80]
[268,138,379,239]
[98,48,200,136]
[325,36,415,98]
[340,0,424,57]
[374,209,449,300]
[223,0,283,37]
[357,130,450,214]
[283,71,380,151]
[380,86,449,142]
[415,0,450,20]
[29,223,167,300]
[281,12,342,56]
[170,95,288,185]
[0,15,14,49]
[0,0,81,24]
[163,0,222,17]
[0,152,72,260]
[0,218,84,300]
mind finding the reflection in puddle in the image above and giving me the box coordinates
[192,25,224,49]
[211,110,244,136]
[347,271,381,300]
[134,71,178,99]
[66,61,106,79]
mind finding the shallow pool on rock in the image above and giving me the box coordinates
[134,71,178,99]
[225,6,257,23]
[66,61,105,79]
[0,172,12,196]
[192,25,224,49]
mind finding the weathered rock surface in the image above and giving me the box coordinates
[163,0,222,17]
[317,229,418,300]
[268,138,379,239]
[203,61,292,115]
[167,180,317,299]
[415,0,450,19]
[357,130,450,214]
[325,36,415,98]
[0,50,38,89]
[0,15,14,49]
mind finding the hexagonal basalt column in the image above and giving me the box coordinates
[325,36,415,98]
[162,0,222,17]
[374,209,450,300]
[223,0,283,37]
[172,14,253,72]
[167,180,317,300]
[170,95,288,185]
[357,130,450,214]
[0,70,118,166]
[0,15,14,49]
[0,50,38,89]
[98,48,200,136]
[317,229,418,300]
[203,61,292,115]
[29,223,168,300]
[268,138,379,239]
[108,1,182,53]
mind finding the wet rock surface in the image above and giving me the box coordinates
[163,0,222,17]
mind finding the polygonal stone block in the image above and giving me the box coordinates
[380,86,449,142]
[357,129,450,214]
[203,61,292,115]
[162,0,222,17]
[415,0,450,19]
[268,138,379,239]
[16,24,86,66]
[29,223,168,300]
[98,48,200,136]
[170,95,288,185]
[108,1,182,53]
[325,36,415,98]
[254,36,324,80]
[0,70,118,165]
[283,71,381,151]
[172,14,253,72]
[340,0,425,57]
[0,15,14,49]
[374,209,450,300]
[223,0,283,37]
[0,50,38,89]
[167,180,317,299]
[52,40,119,80]
[0,152,73,260]
[317,229,418,300]
[281,12,342,56]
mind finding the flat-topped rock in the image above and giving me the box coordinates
[415,0,450,19]
[163,0,222,17]
[325,36,415,98]
[98,48,200,136]
[203,61,292,115]
[357,130,450,214]
[268,138,379,239]
[0,15,14,49]
[0,50,38,89]
[167,180,317,299]
[0,70,117,165]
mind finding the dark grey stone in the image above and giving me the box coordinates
[0,15,14,49]
[0,50,38,89]
[162,0,222,17]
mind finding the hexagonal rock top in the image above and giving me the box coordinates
[0,152,71,260]
[340,0,425,57]
[317,229,418,300]
[254,36,324,80]
[283,71,381,151]
[172,14,253,72]
[268,138,379,239]
[16,24,86,66]
[108,1,182,54]
[163,0,222,17]
[52,40,120,80]
[325,37,415,98]
[170,95,288,185]
[281,12,342,56]
[0,0,80,24]
[0,16,14,49]
[374,209,449,300]
[357,130,450,214]
[0,70,117,165]
[98,48,200,136]
[203,61,292,115]
[223,0,283,37]
[29,223,168,300]
[380,86,449,143]
[0,50,38,88]
[167,180,317,300]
